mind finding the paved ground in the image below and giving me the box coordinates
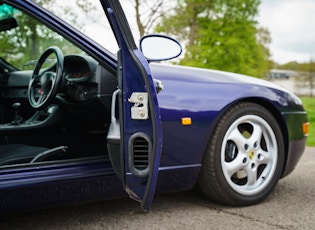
[0,147,314,230]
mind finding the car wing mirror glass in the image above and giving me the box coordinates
[139,34,182,62]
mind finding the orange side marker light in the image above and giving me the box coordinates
[182,117,192,126]
[303,122,309,136]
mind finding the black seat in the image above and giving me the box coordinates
[0,144,49,166]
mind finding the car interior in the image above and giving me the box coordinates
[0,52,119,167]
[0,7,119,167]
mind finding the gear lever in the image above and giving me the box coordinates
[11,102,24,125]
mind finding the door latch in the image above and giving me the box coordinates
[128,92,148,120]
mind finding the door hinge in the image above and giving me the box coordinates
[128,92,148,120]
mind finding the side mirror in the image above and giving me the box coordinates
[139,34,182,62]
[0,18,18,32]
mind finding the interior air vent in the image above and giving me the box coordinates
[128,133,152,177]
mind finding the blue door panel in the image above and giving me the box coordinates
[103,0,162,211]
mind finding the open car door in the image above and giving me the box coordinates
[103,0,162,211]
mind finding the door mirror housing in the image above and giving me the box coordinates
[139,34,182,62]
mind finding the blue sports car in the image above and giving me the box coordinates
[0,0,308,213]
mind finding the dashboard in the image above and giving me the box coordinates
[1,54,117,105]
[64,55,96,82]
[63,55,99,102]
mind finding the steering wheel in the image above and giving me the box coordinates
[28,46,64,109]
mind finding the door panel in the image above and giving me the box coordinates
[103,0,162,211]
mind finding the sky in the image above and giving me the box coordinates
[258,0,315,64]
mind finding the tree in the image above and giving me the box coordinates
[257,26,273,72]
[125,0,174,38]
[134,0,164,37]
[155,0,270,78]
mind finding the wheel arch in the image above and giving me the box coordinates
[213,97,289,176]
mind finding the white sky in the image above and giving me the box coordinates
[258,0,315,64]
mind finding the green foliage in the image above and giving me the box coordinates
[300,97,315,146]
[278,60,315,72]
[156,0,269,78]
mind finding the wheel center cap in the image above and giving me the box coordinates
[249,150,255,160]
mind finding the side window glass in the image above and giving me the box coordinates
[33,0,119,54]
[0,4,82,70]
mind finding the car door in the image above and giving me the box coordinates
[103,0,162,211]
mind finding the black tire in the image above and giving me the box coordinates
[198,102,285,206]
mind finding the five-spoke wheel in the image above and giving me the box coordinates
[198,102,284,206]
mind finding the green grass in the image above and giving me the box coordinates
[300,97,315,146]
